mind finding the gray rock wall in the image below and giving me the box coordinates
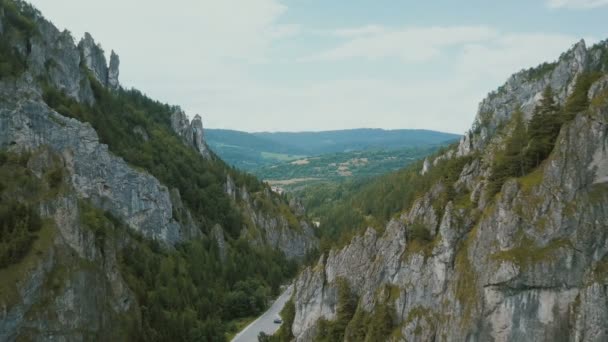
[290,40,608,342]
[170,109,212,159]
[0,87,191,244]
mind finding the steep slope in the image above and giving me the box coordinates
[287,40,608,341]
[0,1,317,340]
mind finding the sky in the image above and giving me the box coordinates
[27,0,608,134]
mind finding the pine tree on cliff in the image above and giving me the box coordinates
[526,86,561,168]
[489,108,527,195]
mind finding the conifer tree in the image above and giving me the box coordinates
[526,86,561,168]
[488,108,528,195]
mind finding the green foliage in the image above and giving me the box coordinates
[454,225,479,324]
[42,76,269,238]
[525,87,561,168]
[315,282,396,342]
[258,332,274,342]
[491,237,572,270]
[362,303,395,342]
[488,80,602,197]
[0,201,42,268]
[407,221,432,243]
[119,231,298,341]
[488,86,572,196]
[0,0,39,79]
[0,150,58,269]
[206,128,458,172]
[488,109,529,196]
[298,145,473,252]
[526,62,558,81]
[562,72,602,121]
[31,25,312,339]
[315,279,357,342]
[270,298,296,341]
[254,146,443,190]
[589,41,608,72]
[79,201,115,252]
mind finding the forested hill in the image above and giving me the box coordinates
[206,128,459,170]
[254,128,460,154]
[0,1,316,340]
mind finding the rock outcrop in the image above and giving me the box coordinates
[457,39,606,158]
[108,51,120,90]
[77,33,120,90]
[0,83,196,244]
[226,178,318,259]
[78,33,108,86]
[170,109,212,159]
[290,39,608,341]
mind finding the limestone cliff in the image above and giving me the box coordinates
[0,1,317,339]
[170,109,212,159]
[227,177,318,260]
[290,39,608,341]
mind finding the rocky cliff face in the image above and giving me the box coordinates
[290,40,608,341]
[227,178,318,259]
[0,1,317,339]
[170,109,212,159]
[0,82,197,245]
[78,32,120,90]
[0,148,138,341]
[457,39,606,157]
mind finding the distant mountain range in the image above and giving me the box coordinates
[205,128,460,170]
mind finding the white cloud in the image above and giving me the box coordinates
[456,33,581,81]
[221,31,583,133]
[270,24,302,39]
[29,0,289,79]
[303,26,498,62]
[26,1,593,134]
[547,0,608,8]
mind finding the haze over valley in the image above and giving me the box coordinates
[1,1,608,342]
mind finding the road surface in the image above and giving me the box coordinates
[232,285,293,342]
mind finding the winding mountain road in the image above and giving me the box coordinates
[231,285,293,342]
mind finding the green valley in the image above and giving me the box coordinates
[206,128,459,172]
[252,146,444,191]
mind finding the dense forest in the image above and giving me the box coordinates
[0,0,309,339]
[41,78,302,339]
[293,145,472,251]
[77,202,299,341]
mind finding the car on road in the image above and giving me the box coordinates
[273,318,283,324]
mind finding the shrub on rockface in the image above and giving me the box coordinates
[562,72,602,122]
[0,150,57,269]
[316,279,357,342]
[0,0,38,78]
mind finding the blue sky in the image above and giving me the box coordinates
[28,0,608,134]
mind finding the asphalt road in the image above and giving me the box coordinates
[231,285,293,342]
